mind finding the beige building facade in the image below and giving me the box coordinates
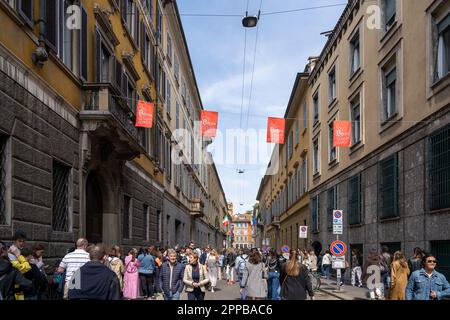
[258,1,450,277]
[307,0,450,276]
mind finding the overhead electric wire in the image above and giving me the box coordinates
[177,3,348,17]
[245,0,263,130]
[259,3,348,16]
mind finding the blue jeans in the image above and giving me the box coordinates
[164,291,181,300]
[267,271,280,300]
[322,264,331,279]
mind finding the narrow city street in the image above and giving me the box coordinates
[0,0,449,311]
[153,279,341,300]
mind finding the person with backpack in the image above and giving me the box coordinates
[234,249,250,285]
[108,245,124,292]
[280,250,314,300]
[266,249,281,300]
[138,247,155,300]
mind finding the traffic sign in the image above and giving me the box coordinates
[333,224,343,235]
[330,240,347,257]
[299,226,308,238]
[332,256,346,269]
[333,210,343,225]
[281,245,290,253]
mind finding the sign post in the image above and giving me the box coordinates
[332,210,344,292]
[330,239,347,293]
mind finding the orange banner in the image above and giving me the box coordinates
[333,121,352,147]
[267,117,285,144]
[200,110,218,137]
[135,100,154,128]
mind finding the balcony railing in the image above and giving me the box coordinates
[189,198,204,218]
[80,83,145,158]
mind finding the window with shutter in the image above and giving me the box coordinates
[17,0,33,28]
[80,5,88,81]
[384,0,396,29]
[44,0,58,53]
[436,14,450,80]
[94,27,101,82]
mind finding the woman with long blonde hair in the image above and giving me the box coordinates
[280,250,314,300]
[388,251,410,300]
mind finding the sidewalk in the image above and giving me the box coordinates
[319,278,371,300]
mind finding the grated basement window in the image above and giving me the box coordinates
[0,136,7,225]
[429,126,450,211]
[379,154,398,219]
[52,160,70,231]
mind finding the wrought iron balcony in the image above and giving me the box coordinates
[271,215,281,227]
[80,83,145,160]
[189,198,204,218]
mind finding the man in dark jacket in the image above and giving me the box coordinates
[68,244,121,300]
[159,249,185,300]
[21,247,48,300]
[0,241,33,300]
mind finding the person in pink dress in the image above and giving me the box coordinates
[123,248,140,300]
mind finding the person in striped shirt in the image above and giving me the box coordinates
[57,238,90,299]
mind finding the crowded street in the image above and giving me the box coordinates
[0,0,450,310]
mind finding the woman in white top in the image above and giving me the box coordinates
[206,250,219,292]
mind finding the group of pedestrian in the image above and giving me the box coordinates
[2,230,450,301]
[232,248,316,300]
[316,245,450,301]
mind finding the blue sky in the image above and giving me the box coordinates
[177,0,347,214]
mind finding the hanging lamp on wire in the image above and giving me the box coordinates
[242,10,260,28]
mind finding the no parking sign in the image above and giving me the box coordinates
[330,240,347,257]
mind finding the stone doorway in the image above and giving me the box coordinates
[86,171,103,244]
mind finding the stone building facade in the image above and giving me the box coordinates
[0,0,227,259]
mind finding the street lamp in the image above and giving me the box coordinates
[242,11,260,28]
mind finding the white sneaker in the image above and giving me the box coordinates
[211,288,215,293]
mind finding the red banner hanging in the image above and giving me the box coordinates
[333,121,352,147]
[200,110,218,137]
[267,117,285,144]
[135,100,154,128]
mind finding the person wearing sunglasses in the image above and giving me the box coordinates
[406,253,450,300]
